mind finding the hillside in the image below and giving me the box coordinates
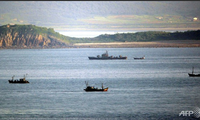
[0,24,72,48]
[93,30,200,42]
[0,24,200,49]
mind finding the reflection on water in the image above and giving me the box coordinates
[0,48,200,119]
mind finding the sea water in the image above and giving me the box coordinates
[0,48,200,120]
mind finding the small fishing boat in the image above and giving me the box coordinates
[188,67,200,77]
[134,56,145,60]
[8,74,29,83]
[84,81,108,92]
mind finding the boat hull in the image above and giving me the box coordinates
[188,73,200,77]
[84,87,108,92]
[134,57,145,60]
[8,74,29,83]
[88,57,127,60]
[8,80,29,83]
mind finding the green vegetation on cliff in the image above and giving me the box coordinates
[0,24,200,48]
[0,24,71,48]
[0,24,71,43]
[93,30,200,42]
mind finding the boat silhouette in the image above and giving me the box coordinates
[88,50,127,60]
[8,74,29,83]
[134,56,145,60]
[188,67,200,77]
[84,81,108,92]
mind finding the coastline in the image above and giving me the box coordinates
[0,40,200,49]
[72,40,200,48]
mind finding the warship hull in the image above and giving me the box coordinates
[88,57,127,60]
[88,50,127,60]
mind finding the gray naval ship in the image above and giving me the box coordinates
[88,50,127,60]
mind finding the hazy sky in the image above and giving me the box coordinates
[1,1,200,37]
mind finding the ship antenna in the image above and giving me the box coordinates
[24,73,28,80]
[85,81,88,87]
[192,67,194,74]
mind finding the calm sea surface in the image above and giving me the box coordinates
[0,48,200,120]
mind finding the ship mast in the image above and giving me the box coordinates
[12,75,15,81]
[106,50,108,56]
[192,67,194,74]
[23,74,28,81]
[85,81,88,87]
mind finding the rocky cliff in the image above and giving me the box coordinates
[0,24,68,49]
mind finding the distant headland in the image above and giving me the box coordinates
[0,24,200,49]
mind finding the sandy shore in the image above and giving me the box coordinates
[72,40,200,48]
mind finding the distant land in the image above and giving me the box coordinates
[0,24,200,49]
